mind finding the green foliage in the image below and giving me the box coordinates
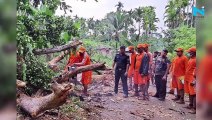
[163,25,196,59]
[61,97,81,111]
[24,55,55,93]
[163,25,196,52]
[164,0,194,28]
[82,39,114,66]
[16,0,79,94]
[93,53,113,66]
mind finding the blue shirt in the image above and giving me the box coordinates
[114,53,130,70]
[155,56,170,75]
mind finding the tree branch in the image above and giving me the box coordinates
[33,40,82,55]
[55,63,106,83]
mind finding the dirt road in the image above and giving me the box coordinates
[18,70,196,120]
[83,71,196,120]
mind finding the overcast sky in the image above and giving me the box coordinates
[55,0,169,32]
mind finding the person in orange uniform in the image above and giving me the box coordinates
[172,48,188,104]
[72,46,92,96]
[183,47,196,114]
[133,44,149,100]
[133,44,145,96]
[139,44,150,100]
[168,58,176,94]
[64,47,80,71]
[198,42,212,118]
[128,46,137,90]
[143,43,153,89]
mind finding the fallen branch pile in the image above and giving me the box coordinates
[17,40,107,118]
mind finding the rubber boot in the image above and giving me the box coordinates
[183,95,193,109]
[176,89,185,104]
[172,89,180,101]
[168,89,174,94]
[188,95,196,114]
[132,84,139,96]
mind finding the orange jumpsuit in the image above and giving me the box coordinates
[64,52,80,70]
[199,55,212,103]
[78,53,92,85]
[169,59,176,90]
[184,57,196,95]
[128,52,137,77]
[134,53,145,85]
[172,55,188,90]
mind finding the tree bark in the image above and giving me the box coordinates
[136,22,141,41]
[33,40,82,55]
[48,50,69,72]
[17,82,73,118]
[17,63,105,117]
[17,80,26,88]
[55,63,106,83]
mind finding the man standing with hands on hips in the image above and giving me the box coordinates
[113,46,130,98]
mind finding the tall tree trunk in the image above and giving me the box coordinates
[191,0,195,27]
[136,22,141,41]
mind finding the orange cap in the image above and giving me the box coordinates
[143,43,149,48]
[175,48,184,52]
[186,47,196,53]
[137,44,145,48]
[128,46,134,50]
[78,46,86,53]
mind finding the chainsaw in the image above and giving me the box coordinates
[68,65,81,86]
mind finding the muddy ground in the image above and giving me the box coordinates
[17,70,196,120]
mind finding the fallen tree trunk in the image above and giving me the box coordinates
[33,40,82,55]
[55,63,106,83]
[48,50,69,72]
[16,80,26,88]
[18,82,73,118]
[17,63,105,117]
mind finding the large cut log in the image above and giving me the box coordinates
[55,63,106,83]
[48,50,69,72]
[17,82,73,118]
[16,80,26,88]
[33,40,82,55]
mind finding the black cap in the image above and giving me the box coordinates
[154,51,159,53]
[120,46,126,49]
[163,49,168,53]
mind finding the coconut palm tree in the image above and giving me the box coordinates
[164,0,178,29]
[142,6,159,37]
[115,2,124,12]
[133,7,143,41]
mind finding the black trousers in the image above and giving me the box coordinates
[155,75,167,99]
[114,69,128,95]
